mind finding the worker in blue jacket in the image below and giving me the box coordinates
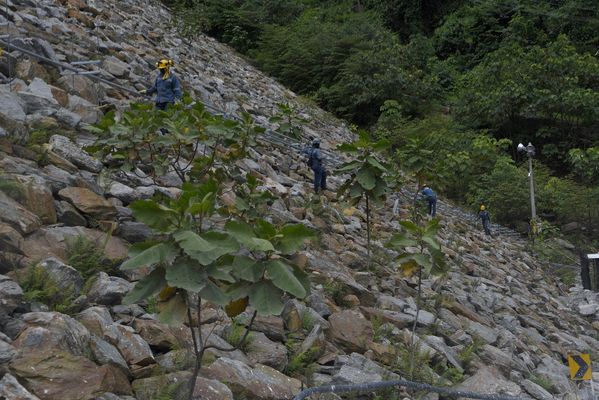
[421,185,437,217]
[142,58,182,110]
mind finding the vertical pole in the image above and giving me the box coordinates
[581,253,591,290]
[594,259,599,292]
[528,155,536,220]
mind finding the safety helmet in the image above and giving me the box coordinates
[480,205,486,211]
[155,58,174,69]
[312,138,321,146]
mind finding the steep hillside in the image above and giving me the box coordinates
[0,1,598,400]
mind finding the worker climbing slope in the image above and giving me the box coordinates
[142,58,182,110]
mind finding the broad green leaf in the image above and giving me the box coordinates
[123,267,167,305]
[121,242,178,270]
[372,139,391,151]
[266,259,306,298]
[165,258,207,292]
[422,236,441,251]
[188,192,215,215]
[157,292,188,326]
[201,231,240,262]
[386,234,418,249]
[206,262,236,283]
[225,220,256,243]
[356,167,376,191]
[276,224,316,254]
[290,263,311,295]
[337,143,359,153]
[335,160,363,173]
[255,219,277,240]
[247,238,275,252]
[349,182,364,198]
[199,280,229,306]
[366,155,388,171]
[248,282,284,315]
[130,200,177,232]
[399,259,419,278]
[232,256,265,282]
[399,220,420,232]
[234,197,250,211]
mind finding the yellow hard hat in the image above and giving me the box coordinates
[155,58,174,69]
[480,205,486,211]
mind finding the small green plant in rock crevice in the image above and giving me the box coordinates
[66,235,113,280]
[225,322,254,353]
[18,265,76,314]
[528,373,557,394]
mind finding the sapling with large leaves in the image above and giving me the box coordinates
[336,131,393,268]
[386,218,447,380]
[91,100,314,399]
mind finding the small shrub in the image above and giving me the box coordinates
[457,336,485,369]
[225,322,253,352]
[0,176,24,202]
[300,309,315,332]
[285,346,320,378]
[66,235,111,280]
[18,265,76,313]
[528,373,557,394]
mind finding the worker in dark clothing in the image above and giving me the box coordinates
[307,138,327,193]
[422,185,437,217]
[142,58,182,110]
[478,205,491,235]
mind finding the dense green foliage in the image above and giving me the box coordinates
[165,0,599,241]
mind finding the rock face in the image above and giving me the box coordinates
[1,0,597,399]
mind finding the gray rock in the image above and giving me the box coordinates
[0,335,16,364]
[425,335,463,371]
[103,56,130,78]
[0,274,24,316]
[17,91,58,116]
[49,134,103,173]
[108,181,140,204]
[521,379,554,400]
[454,366,523,397]
[37,257,84,296]
[77,306,114,337]
[155,349,195,373]
[533,356,573,394]
[116,221,152,243]
[103,323,155,366]
[86,272,133,306]
[246,331,288,370]
[305,291,332,318]
[0,190,42,235]
[13,312,92,357]
[0,373,41,400]
[0,87,26,122]
[463,319,498,345]
[90,335,130,375]
[68,94,102,124]
[333,353,399,384]
[203,357,302,400]
[55,107,82,127]
[55,200,88,226]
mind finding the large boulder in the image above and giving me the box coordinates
[9,350,132,400]
[0,191,42,235]
[12,312,91,357]
[245,331,288,370]
[86,272,133,306]
[77,306,113,337]
[327,309,373,353]
[36,257,84,296]
[131,371,192,400]
[58,186,117,219]
[49,134,103,173]
[454,366,523,399]
[203,357,302,400]
[22,226,128,263]
[0,223,24,256]
[12,174,57,224]
[89,335,130,376]
[102,323,155,366]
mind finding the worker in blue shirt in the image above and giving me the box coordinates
[422,185,437,217]
[142,58,182,110]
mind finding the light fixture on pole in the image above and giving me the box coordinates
[517,142,536,220]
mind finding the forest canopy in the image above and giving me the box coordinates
[165,0,599,241]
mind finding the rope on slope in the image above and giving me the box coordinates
[293,379,524,400]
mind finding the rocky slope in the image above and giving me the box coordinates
[1,1,598,400]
